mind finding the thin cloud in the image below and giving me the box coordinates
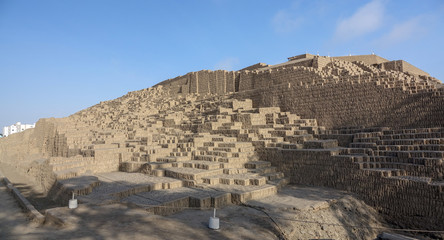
[378,16,427,46]
[272,10,303,33]
[334,0,385,41]
[214,57,239,71]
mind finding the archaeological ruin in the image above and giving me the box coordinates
[1,53,443,236]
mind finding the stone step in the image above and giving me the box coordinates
[376,145,444,151]
[268,130,293,137]
[339,148,373,155]
[377,138,444,145]
[221,122,243,127]
[389,175,433,183]
[212,137,237,142]
[381,132,444,140]
[284,134,314,144]
[51,161,85,171]
[353,137,380,143]
[300,126,323,134]
[293,129,309,135]
[262,137,284,143]
[332,155,366,163]
[200,150,230,157]
[248,166,277,174]
[353,132,383,138]
[49,157,92,164]
[273,126,299,131]
[170,152,190,157]
[382,128,444,135]
[362,168,406,177]
[54,167,86,180]
[356,162,422,172]
[245,161,272,169]
[222,168,249,175]
[237,133,257,141]
[373,150,444,158]
[119,161,147,172]
[218,157,250,164]
[202,173,267,186]
[148,169,166,177]
[364,156,440,166]
[145,162,173,170]
[156,156,190,163]
[303,140,338,149]
[350,142,377,149]
[217,142,253,148]
[267,142,302,149]
[203,142,215,147]
[262,172,285,181]
[200,149,255,158]
[194,155,220,162]
[171,147,193,153]
[213,184,278,204]
[267,177,290,190]
[219,162,247,169]
[175,142,194,148]
[164,168,224,181]
[212,146,255,153]
[173,160,221,170]
[212,129,244,135]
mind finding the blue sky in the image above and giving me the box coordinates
[1,0,443,130]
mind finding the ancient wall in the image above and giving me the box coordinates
[236,81,444,129]
[400,60,430,76]
[260,148,444,230]
[239,62,270,71]
[288,53,315,61]
[231,59,444,129]
[0,118,59,191]
[333,54,389,65]
[150,56,443,130]
[159,70,238,95]
[380,60,430,76]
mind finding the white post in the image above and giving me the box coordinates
[69,191,78,209]
[209,208,220,230]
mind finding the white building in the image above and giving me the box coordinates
[2,122,35,137]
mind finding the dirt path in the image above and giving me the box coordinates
[0,183,51,239]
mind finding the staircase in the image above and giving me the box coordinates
[334,127,444,181]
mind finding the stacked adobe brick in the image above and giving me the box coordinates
[39,53,444,230]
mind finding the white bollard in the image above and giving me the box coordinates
[208,208,220,230]
[68,192,78,209]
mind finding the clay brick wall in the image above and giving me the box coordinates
[260,148,444,230]
[154,57,443,129]
[226,71,236,93]
[160,70,237,95]
[235,72,444,129]
[333,55,389,65]
[238,71,254,91]
[215,70,225,94]
[190,72,198,93]
[381,60,403,72]
[197,71,210,94]
[400,60,430,76]
[381,60,430,76]
[288,53,315,61]
[240,62,269,71]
